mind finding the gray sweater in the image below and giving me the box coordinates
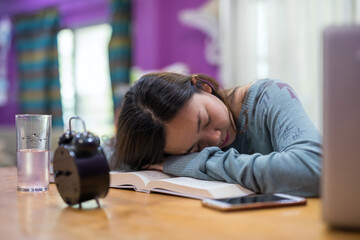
[163,79,323,197]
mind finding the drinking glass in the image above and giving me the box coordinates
[16,114,52,192]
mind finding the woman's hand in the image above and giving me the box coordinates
[146,163,163,171]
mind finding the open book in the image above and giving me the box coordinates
[110,170,253,199]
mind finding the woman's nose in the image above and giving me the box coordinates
[201,129,222,147]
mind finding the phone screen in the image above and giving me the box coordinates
[202,193,306,211]
[217,194,291,205]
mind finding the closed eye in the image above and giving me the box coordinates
[204,112,211,128]
[187,111,210,153]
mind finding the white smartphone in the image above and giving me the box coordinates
[202,193,306,211]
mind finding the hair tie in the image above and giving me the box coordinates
[192,74,215,90]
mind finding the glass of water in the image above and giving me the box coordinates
[16,114,52,192]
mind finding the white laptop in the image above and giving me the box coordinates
[323,25,360,229]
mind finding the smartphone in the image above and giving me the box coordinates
[202,193,306,211]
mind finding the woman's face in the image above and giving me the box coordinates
[164,91,236,154]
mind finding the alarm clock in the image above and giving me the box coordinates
[53,116,110,208]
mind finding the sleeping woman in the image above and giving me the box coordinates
[110,72,322,197]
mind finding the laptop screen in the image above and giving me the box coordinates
[323,25,360,229]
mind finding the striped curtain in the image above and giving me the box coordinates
[14,8,63,127]
[108,0,132,110]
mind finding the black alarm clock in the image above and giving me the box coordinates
[53,116,110,208]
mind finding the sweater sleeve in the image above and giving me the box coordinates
[163,80,322,197]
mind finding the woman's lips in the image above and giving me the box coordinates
[221,132,230,148]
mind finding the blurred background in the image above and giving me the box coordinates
[0,0,359,166]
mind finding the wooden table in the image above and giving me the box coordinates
[1,167,359,240]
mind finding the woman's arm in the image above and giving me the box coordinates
[163,79,322,197]
[163,143,321,197]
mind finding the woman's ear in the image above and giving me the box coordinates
[191,75,212,93]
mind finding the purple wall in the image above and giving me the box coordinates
[0,38,19,125]
[0,0,218,126]
[133,0,218,77]
[0,0,110,24]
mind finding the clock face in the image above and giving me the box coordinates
[53,147,81,205]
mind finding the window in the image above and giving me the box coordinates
[57,24,114,139]
[219,0,360,130]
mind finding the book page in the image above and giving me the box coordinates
[133,170,172,182]
[110,170,172,192]
[111,171,253,199]
[148,177,253,199]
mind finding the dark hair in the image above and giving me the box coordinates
[111,72,236,170]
